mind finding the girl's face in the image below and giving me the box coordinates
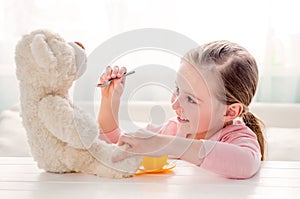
[171,61,226,139]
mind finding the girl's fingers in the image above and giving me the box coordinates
[112,140,134,162]
[117,134,134,146]
[101,66,128,82]
[117,66,127,78]
[111,66,119,78]
[98,73,106,85]
[105,66,112,80]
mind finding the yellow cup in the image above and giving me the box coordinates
[141,155,168,171]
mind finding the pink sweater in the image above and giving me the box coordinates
[99,118,261,179]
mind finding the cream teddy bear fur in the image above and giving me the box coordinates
[15,29,142,178]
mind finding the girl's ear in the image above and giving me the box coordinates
[224,103,243,123]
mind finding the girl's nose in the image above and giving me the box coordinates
[171,96,184,116]
[171,94,180,110]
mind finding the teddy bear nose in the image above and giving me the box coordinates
[74,41,85,50]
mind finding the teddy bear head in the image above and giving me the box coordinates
[15,29,87,96]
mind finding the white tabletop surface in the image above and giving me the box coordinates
[0,157,300,199]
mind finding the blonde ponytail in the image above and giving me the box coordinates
[242,112,265,160]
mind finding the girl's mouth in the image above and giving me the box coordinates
[177,116,189,123]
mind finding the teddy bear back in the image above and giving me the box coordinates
[15,29,78,97]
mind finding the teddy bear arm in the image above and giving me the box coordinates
[38,95,98,149]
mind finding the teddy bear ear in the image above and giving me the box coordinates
[30,33,57,69]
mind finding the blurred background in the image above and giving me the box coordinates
[1,0,300,112]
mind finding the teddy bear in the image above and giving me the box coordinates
[15,29,142,178]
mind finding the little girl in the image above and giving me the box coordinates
[98,40,264,179]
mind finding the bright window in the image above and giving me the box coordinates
[0,0,299,112]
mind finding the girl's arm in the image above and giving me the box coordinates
[200,139,261,179]
[113,127,261,179]
[97,66,126,133]
[98,97,121,133]
[112,129,204,166]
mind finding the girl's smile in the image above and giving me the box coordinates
[177,116,190,123]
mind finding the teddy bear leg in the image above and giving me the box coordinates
[86,140,143,178]
[60,146,133,178]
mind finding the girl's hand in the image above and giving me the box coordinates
[112,129,172,162]
[99,66,127,99]
[112,129,205,166]
[97,66,127,133]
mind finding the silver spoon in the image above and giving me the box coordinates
[96,70,135,87]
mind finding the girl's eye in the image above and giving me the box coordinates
[187,96,196,104]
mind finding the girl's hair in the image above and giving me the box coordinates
[184,40,265,160]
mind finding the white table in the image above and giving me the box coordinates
[0,157,299,199]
